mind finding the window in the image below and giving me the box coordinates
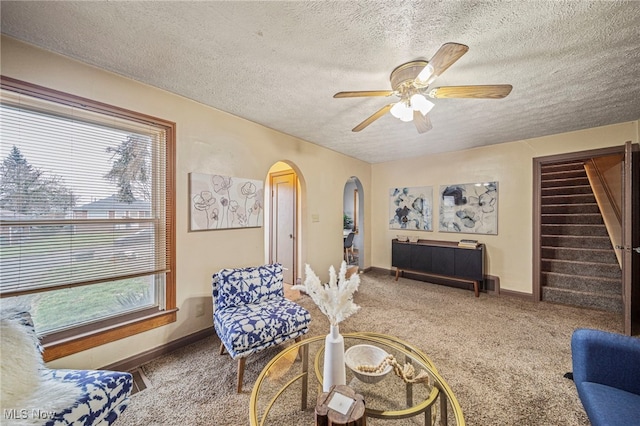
[0,76,176,361]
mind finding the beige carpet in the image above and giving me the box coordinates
[118,270,621,425]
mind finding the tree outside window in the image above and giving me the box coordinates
[0,77,176,360]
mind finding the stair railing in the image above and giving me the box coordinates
[583,156,623,268]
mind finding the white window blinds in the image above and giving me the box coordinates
[0,85,169,297]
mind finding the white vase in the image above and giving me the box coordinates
[323,324,346,392]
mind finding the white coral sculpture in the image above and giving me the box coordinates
[292,261,360,326]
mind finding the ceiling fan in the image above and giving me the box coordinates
[334,42,512,133]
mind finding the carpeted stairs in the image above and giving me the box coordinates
[540,161,622,312]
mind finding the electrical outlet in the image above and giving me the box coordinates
[195,303,204,317]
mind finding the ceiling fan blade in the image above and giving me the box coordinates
[429,85,513,99]
[413,110,432,134]
[429,42,469,77]
[334,90,394,98]
[352,104,393,132]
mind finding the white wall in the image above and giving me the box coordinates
[372,122,638,294]
[1,36,371,369]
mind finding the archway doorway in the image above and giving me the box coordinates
[265,161,304,286]
[343,177,364,270]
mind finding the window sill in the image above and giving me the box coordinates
[42,308,178,362]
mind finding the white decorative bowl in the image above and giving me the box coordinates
[396,235,408,242]
[344,344,392,384]
[408,236,419,243]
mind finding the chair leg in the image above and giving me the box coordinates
[237,357,246,393]
[345,247,352,263]
[219,342,226,355]
[295,336,302,360]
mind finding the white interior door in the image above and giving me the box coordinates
[270,171,296,284]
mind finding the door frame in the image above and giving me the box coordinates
[269,169,298,283]
[622,141,640,335]
[532,145,627,301]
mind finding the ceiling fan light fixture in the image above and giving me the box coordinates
[389,102,403,118]
[415,63,435,83]
[334,43,510,133]
[399,111,413,122]
[390,101,412,121]
[410,94,435,115]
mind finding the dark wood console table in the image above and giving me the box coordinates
[392,239,485,297]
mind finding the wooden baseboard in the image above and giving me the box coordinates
[101,326,216,372]
[499,288,535,301]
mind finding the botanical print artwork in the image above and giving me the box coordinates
[439,182,498,234]
[389,186,433,231]
[190,173,264,230]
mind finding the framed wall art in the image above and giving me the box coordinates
[389,186,433,231]
[189,172,264,231]
[439,182,498,234]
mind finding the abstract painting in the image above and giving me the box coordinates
[439,182,498,234]
[190,172,264,231]
[389,186,433,231]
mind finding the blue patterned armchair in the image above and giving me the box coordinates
[0,311,132,425]
[212,263,311,392]
[39,369,132,425]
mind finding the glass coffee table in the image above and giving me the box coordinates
[250,332,465,425]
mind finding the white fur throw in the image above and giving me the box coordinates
[0,314,82,425]
[0,316,42,407]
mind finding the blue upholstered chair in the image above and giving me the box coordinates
[0,311,132,425]
[571,328,640,426]
[344,232,356,264]
[212,263,311,392]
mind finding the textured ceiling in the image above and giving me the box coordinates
[1,1,639,163]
